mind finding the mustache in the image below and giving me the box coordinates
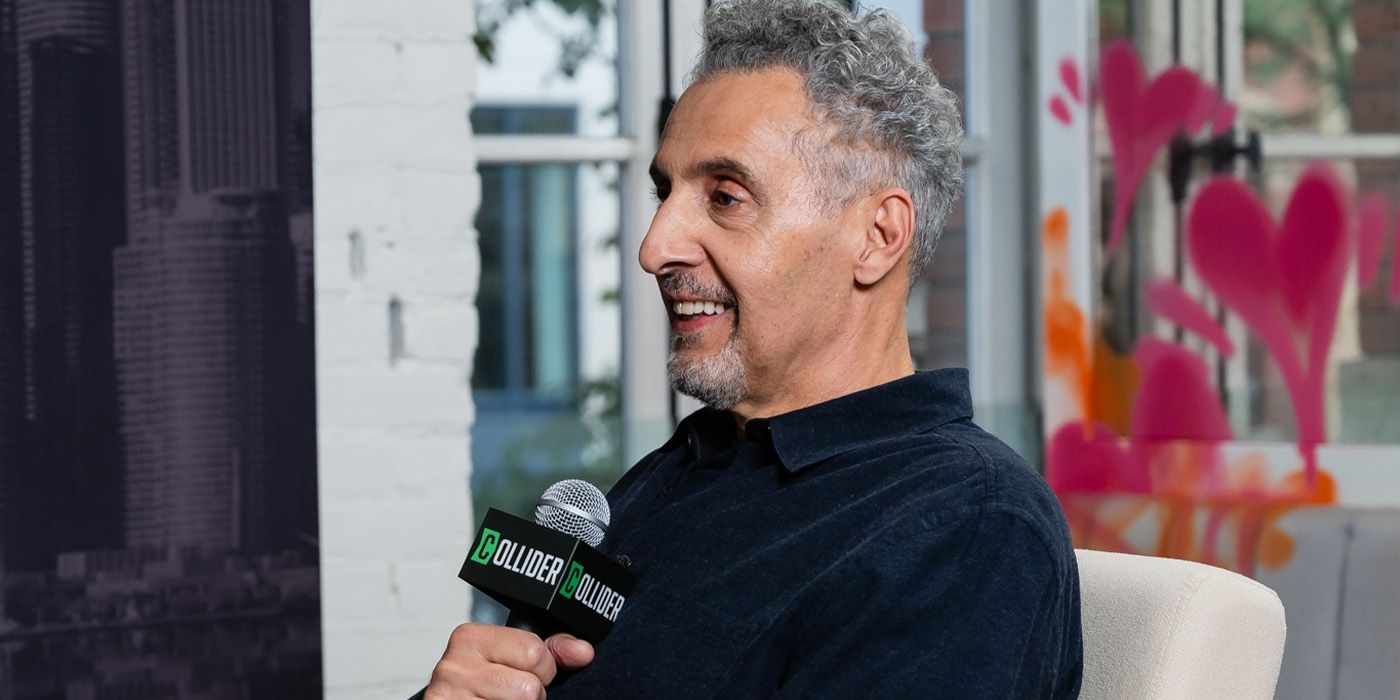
[658,272,737,307]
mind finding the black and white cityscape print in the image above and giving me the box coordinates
[0,1,320,697]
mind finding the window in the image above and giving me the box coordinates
[469,0,629,624]
[472,106,580,404]
[1092,0,1400,446]
[1236,0,1400,445]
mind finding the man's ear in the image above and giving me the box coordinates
[854,188,915,286]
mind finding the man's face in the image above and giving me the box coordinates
[641,68,857,411]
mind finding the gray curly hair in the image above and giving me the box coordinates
[691,0,963,281]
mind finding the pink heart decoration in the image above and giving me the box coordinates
[1127,338,1234,501]
[1278,169,1349,327]
[1049,95,1072,125]
[1046,421,1146,495]
[1186,176,1282,316]
[1185,83,1219,136]
[1102,41,1205,254]
[1130,337,1233,443]
[1187,165,1351,482]
[1059,58,1083,104]
[1211,101,1238,137]
[1145,278,1234,357]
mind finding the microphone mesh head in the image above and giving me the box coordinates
[535,479,611,547]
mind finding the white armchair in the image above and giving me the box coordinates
[1076,549,1287,700]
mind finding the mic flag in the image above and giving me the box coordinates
[459,507,636,643]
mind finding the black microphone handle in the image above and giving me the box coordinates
[506,603,568,638]
[407,606,563,700]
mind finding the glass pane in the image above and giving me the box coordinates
[1098,0,1133,45]
[471,105,577,136]
[470,158,622,623]
[473,162,579,399]
[473,0,620,138]
[469,1,624,624]
[1241,0,1399,135]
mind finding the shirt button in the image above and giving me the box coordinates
[615,554,632,568]
[657,485,673,499]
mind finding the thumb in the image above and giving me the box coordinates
[545,633,595,670]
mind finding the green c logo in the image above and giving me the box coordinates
[470,528,500,564]
[559,562,584,599]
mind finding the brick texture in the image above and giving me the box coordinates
[1353,0,1400,40]
[913,0,969,370]
[1351,0,1400,355]
[313,0,479,695]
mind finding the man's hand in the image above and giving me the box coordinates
[424,623,595,700]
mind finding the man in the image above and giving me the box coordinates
[427,1,1082,697]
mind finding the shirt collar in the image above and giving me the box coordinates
[667,369,974,473]
[675,406,738,463]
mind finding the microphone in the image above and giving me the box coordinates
[501,481,616,635]
[469,478,634,639]
[408,480,635,699]
[533,478,611,547]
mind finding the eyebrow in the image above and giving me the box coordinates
[649,156,763,191]
[694,157,760,187]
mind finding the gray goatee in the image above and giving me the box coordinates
[660,273,749,410]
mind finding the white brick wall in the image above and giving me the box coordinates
[312,0,478,696]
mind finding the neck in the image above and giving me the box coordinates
[729,307,914,429]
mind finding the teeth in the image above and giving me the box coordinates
[672,301,728,316]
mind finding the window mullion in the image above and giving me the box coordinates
[475,135,635,163]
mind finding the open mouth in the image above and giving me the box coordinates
[671,300,731,319]
[668,298,735,336]
[658,273,736,334]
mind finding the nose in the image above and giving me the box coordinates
[639,194,705,276]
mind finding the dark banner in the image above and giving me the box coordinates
[0,0,320,697]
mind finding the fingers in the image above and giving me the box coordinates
[427,662,546,700]
[546,633,595,670]
[425,623,559,699]
[475,626,558,684]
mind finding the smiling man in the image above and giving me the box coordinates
[425,1,1082,698]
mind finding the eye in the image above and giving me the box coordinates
[650,184,670,202]
[711,189,739,207]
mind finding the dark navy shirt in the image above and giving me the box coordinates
[551,369,1083,698]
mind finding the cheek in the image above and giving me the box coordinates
[711,220,844,328]
[734,247,837,340]
[734,248,797,313]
